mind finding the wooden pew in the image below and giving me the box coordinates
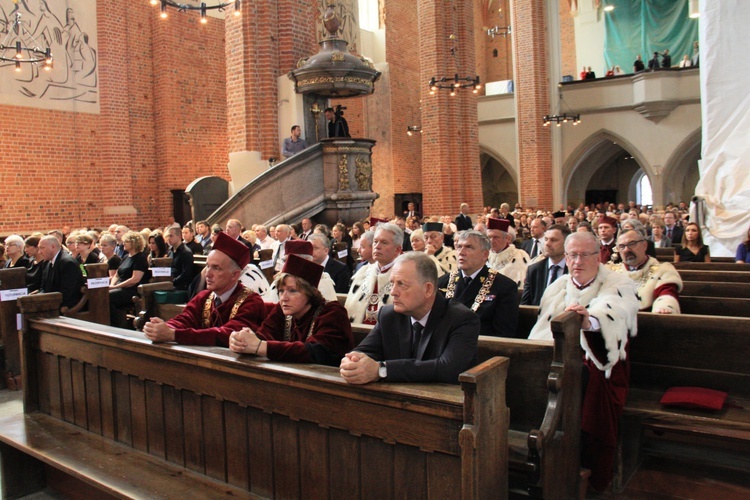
[677,269,750,282]
[61,263,110,325]
[0,267,26,390]
[656,247,739,264]
[352,306,585,499]
[258,248,275,284]
[617,312,750,488]
[149,256,173,283]
[681,281,750,298]
[679,296,750,317]
[675,261,750,271]
[5,293,510,499]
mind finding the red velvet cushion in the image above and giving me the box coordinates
[660,387,728,411]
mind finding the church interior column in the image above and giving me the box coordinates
[511,0,553,210]
[419,0,483,216]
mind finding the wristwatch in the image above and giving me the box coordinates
[378,361,387,380]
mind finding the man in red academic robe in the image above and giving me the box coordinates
[143,231,265,346]
[528,232,639,492]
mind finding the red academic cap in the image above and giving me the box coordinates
[282,253,324,288]
[212,231,251,268]
[285,239,313,257]
[598,216,618,228]
[486,217,510,232]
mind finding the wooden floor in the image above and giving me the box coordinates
[0,389,748,500]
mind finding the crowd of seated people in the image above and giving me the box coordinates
[0,197,739,325]
[2,196,747,494]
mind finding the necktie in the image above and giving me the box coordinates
[667,227,673,239]
[214,295,222,307]
[411,322,424,358]
[531,240,539,258]
[464,276,472,287]
[548,265,560,285]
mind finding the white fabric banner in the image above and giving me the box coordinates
[694,0,750,257]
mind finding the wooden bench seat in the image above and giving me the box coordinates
[0,404,250,499]
[7,292,509,499]
[679,296,750,317]
[616,312,750,488]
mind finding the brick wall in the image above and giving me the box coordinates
[513,0,553,209]
[0,3,228,234]
[419,0,483,217]
[559,1,577,80]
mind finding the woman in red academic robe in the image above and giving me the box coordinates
[229,254,353,366]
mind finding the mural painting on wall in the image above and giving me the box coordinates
[317,0,359,54]
[0,0,99,113]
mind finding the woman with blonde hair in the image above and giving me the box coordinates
[109,231,149,328]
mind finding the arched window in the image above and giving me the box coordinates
[636,172,653,206]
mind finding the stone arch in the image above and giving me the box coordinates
[661,127,702,205]
[480,146,518,208]
[563,129,653,207]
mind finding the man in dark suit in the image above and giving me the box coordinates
[166,226,195,290]
[454,203,473,231]
[597,215,618,263]
[403,201,419,220]
[310,233,351,293]
[438,230,519,337]
[522,217,547,259]
[37,235,83,310]
[225,219,254,251]
[340,252,479,384]
[663,211,683,245]
[521,224,570,306]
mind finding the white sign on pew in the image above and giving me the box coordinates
[337,250,348,259]
[87,277,110,289]
[259,260,274,270]
[151,267,172,277]
[0,288,28,302]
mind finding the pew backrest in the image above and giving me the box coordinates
[18,295,510,499]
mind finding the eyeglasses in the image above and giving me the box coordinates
[278,288,301,297]
[565,252,598,261]
[616,240,645,251]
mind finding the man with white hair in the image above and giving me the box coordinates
[438,230,519,337]
[528,231,639,492]
[225,219,254,251]
[354,230,375,272]
[310,233,351,293]
[423,221,456,277]
[254,225,278,251]
[485,218,530,287]
[144,232,265,346]
[37,235,84,310]
[346,223,403,324]
[272,224,292,271]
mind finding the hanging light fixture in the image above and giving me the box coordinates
[428,35,481,96]
[150,0,241,22]
[406,125,422,136]
[486,25,512,39]
[0,13,53,72]
[542,89,581,127]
